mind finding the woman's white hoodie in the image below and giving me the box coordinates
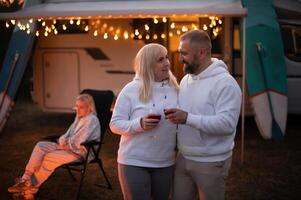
[110,77,178,167]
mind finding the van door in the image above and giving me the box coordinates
[42,51,80,110]
[280,23,301,113]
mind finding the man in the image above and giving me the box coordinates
[165,30,241,200]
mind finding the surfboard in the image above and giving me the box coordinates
[242,0,288,140]
[0,0,38,132]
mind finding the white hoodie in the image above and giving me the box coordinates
[178,58,242,162]
[110,77,178,167]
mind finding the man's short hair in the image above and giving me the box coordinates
[180,30,212,52]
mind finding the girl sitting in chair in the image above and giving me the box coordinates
[8,93,100,198]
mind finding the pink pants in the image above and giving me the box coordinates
[22,141,82,187]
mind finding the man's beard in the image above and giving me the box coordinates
[183,61,199,74]
[183,54,199,74]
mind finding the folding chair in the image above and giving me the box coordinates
[43,89,114,199]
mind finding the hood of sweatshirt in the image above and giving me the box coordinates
[190,58,229,80]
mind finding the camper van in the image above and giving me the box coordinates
[275,0,301,114]
[1,0,301,116]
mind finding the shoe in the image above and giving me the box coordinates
[8,180,32,193]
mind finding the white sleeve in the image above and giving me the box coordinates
[186,84,242,136]
[110,90,144,136]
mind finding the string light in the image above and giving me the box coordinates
[4,16,222,40]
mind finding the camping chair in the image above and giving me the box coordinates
[43,89,114,199]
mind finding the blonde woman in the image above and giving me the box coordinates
[110,43,179,200]
[8,94,100,197]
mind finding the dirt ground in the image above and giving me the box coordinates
[0,98,301,200]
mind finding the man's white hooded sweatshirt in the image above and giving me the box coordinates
[178,58,242,162]
[110,77,178,168]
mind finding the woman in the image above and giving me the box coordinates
[110,43,179,200]
[8,93,100,197]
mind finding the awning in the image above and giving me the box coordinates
[0,0,247,20]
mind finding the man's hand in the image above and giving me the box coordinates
[164,108,188,124]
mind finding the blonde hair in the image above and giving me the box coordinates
[134,43,179,102]
[77,93,97,115]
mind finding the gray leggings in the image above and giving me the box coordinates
[118,164,174,200]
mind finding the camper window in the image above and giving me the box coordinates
[281,24,301,62]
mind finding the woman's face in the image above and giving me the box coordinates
[153,50,170,82]
[74,99,91,118]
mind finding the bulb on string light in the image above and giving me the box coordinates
[134,29,139,36]
[26,29,30,34]
[35,31,39,37]
[170,22,175,29]
[123,31,129,39]
[161,33,166,39]
[162,17,167,23]
[84,25,89,32]
[62,24,67,30]
[11,20,15,25]
[103,32,108,39]
[144,24,149,31]
[54,29,58,35]
[169,32,173,37]
[29,19,33,23]
[93,30,98,36]
[181,26,188,32]
[5,21,9,28]
[153,18,159,24]
[114,34,118,40]
[42,21,46,26]
[153,34,158,40]
[70,19,74,24]
[44,31,48,37]
[76,19,81,25]
[145,34,150,40]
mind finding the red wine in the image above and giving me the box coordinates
[148,114,161,120]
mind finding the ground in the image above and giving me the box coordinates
[0,99,301,200]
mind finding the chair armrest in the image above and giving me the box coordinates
[42,135,61,143]
[80,140,100,148]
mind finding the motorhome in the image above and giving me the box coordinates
[0,0,300,116]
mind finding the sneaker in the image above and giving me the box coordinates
[8,180,32,193]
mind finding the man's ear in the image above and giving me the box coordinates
[199,48,207,59]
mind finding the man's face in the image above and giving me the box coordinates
[178,40,200,74]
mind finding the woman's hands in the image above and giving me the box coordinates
[140,113,161,130]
